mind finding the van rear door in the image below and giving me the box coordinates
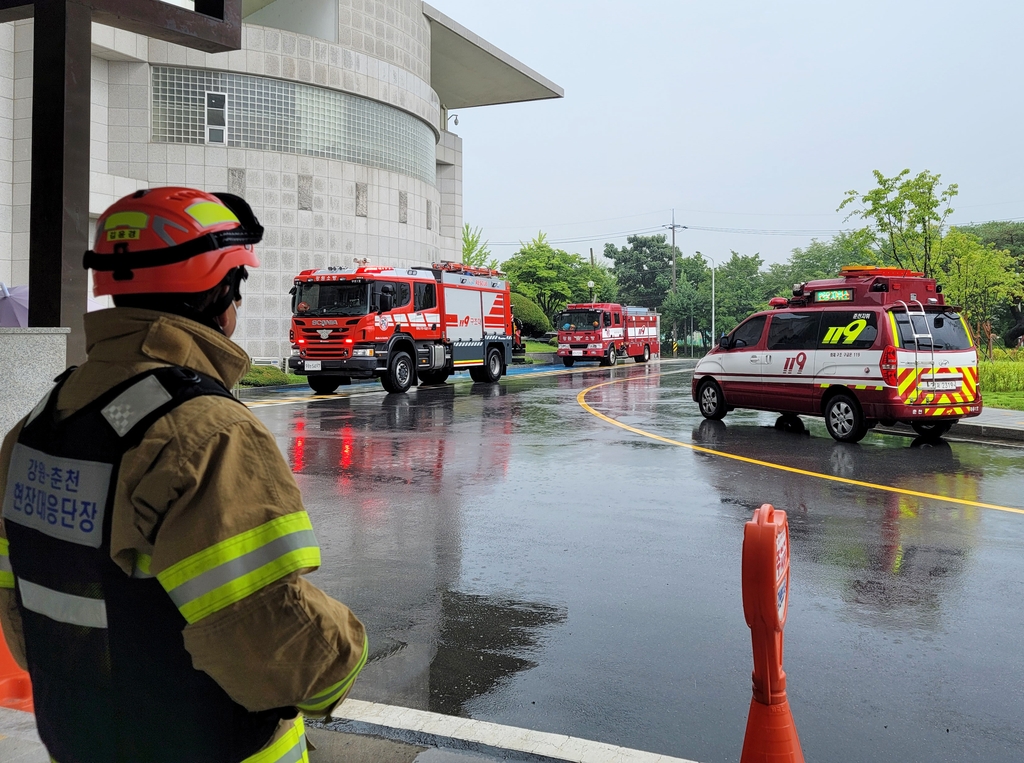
[889,309,978,406]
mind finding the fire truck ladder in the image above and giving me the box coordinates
[896,300,936,404]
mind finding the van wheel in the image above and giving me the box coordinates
[825,394,868,443]
[635,345,650,363]
[698,379,727,420]
[562,357,575,367]
[911,421,954,440]
[308,376,341,394]
[381,351,413,393]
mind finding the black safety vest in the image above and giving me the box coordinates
[1,367,291,763]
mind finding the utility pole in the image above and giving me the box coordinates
[663,210,687,358]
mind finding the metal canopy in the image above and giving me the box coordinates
[422,3,562,110]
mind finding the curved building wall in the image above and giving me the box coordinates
[338,0,431,84]
[3,8,462,365]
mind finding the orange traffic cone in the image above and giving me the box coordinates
[740,505,803,762]
[0,626,33,712]
[740,696,803,762]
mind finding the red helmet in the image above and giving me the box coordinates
[84,187,262,296]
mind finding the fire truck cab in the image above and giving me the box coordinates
[288,263,513,394]
[692,266,982,443]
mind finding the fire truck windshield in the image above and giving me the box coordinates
[557,310,602,331]
[894,310,973,351]
[294,281,370,317]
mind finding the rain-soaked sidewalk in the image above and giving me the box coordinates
[0,702,701,763]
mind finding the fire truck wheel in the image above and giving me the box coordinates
[911,421,954,440]
[471,347,504,383]
[382,351,414,393]
[562,357,575,367]
[602,346,618,367]
[697,379,727,420]
[634,345,651,363]
[824,394,868,443]
[418,370,450,385]
[308,376,341,394]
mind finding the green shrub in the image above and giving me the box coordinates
[510,292,551,337]
[240,365,291,387]
[978,360,1024,393]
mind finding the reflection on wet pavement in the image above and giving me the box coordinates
[250,363,1024,763]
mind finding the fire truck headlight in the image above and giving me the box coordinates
[588,343,603,349]
[351,348,375,357]
[558,344,570,351]
[291,348,300,356]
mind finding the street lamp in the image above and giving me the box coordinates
[696,251,716,349]
[587,280,595,303]
[663,209,687,357]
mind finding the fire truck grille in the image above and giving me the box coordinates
[570,343,588,349]
[304,345,348,359]
[300,327,350,338]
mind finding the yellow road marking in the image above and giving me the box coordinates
[577,375,1024,516]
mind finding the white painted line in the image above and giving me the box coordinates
[331,699,701,763]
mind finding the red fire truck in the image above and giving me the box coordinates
[555,303,660,366]
[288,262,513,394]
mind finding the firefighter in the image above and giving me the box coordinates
[0,187,367,762]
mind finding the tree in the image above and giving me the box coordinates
[509,292,551,337]
[604,234,673,309]
[838,169,958,276]
[956,221,1024,346]
[501,233,593,317]
[932,229,1022,344]
[713,252,767,337]
[763,231,876,298]
[462,224,498,269]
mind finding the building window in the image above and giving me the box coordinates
[399,191,408,224]
[356,183,368,217]
[426,199,432,230]
[206,92,226,144]
[152,66,436,185]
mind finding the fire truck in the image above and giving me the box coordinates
[555,303,660,366]
[692,266,982,443]
[288,262,513,394]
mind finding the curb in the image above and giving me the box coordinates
[875,421,1024,444]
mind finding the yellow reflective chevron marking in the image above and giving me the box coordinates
[104,211,148,230]
[0,537,12,588]
[578,374,1023,516]
[186,201,240,228]
[297,633,369,713]
[158,512,321,624]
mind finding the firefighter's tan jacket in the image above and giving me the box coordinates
[0,307,366,726]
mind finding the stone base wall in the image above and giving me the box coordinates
[0,329,68,440]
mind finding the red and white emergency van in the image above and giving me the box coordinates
[692,266,982,443]
[288,262,513,394]
[555,303,660,367]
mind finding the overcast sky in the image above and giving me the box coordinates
[434,0,1024,268]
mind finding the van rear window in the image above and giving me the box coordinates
[893,311,973,351]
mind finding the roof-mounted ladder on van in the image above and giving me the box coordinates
[895,300,936,404]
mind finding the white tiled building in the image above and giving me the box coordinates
[0,0,561,360]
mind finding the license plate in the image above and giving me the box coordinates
[304,360,322,371]
[920,380,958,391]
[572,350,583,357]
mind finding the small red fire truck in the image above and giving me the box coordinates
[555,303,660,367]
[288,262,513,394]
[692,266,982,443]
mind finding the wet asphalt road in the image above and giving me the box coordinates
[249,361,1024,763]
